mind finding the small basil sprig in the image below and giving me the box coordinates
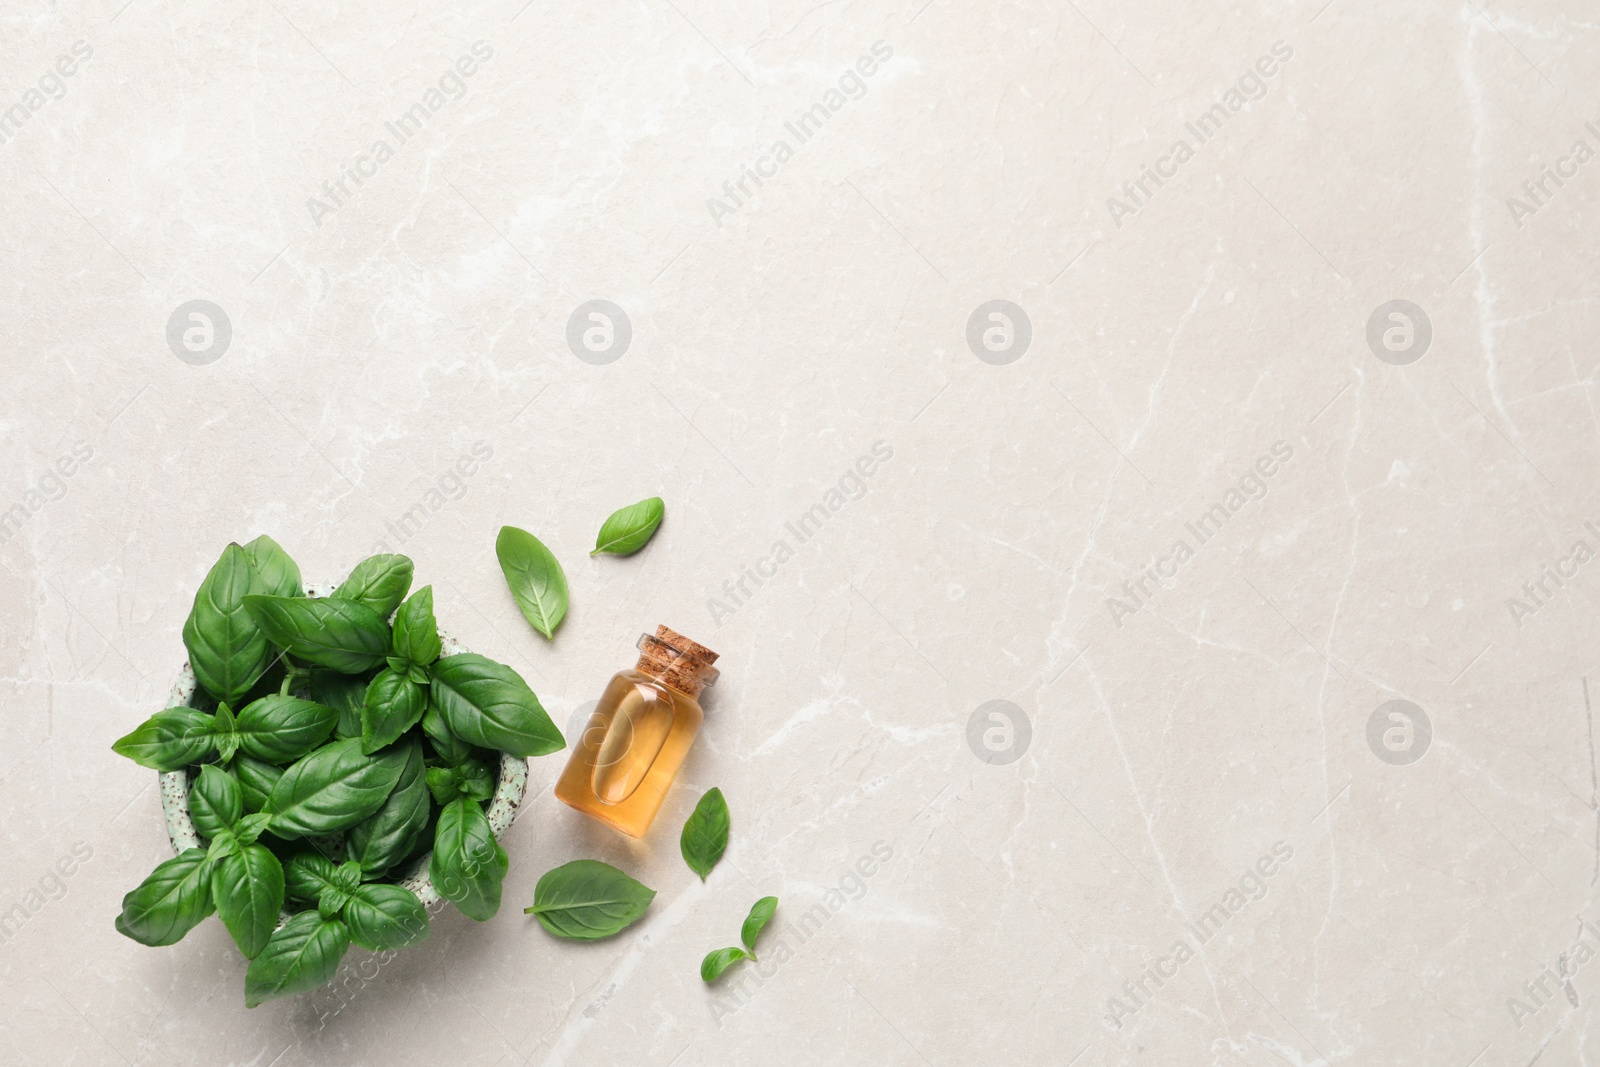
[700,896,779,982]
[358,586,441,752]
[425,758,495,806]
[118,766,285,959]
[247,853,430,1007]
[680,787,730,881]
[525,859,655,940]
[591,497,664,556]
[495,526,568,639]
[111,695,337,772]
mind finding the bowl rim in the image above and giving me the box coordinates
[158,578,529,909]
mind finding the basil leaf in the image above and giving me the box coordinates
[189,764,243,839]
[342,884,429,951]
[700,946,752,982]
[206,827,242,864]
[244,911,351,1008]
[311,670,368,741]
[212,844,285,958]
[421,703,475,766]
[524,859,655,940]
[114,848,215,947]
[182,543,275,706]
[216,703,244,764]
[740,896,778,954]
[679,787,730,881]
[265,738,409,839]
[391,585,441,667]
[591,496,665,556]
[241,534,302,598]
[334,860,362,892]
[332,554,414,618]
[345,740,429,877]
[111,707,215,771]
[235,812,272,846]
[285,854,341,903]
[495,526,568,639]
[360,669,427,754]
[430,798,508,922]
[241,595,390,674]
[429,653,564,759]
[235,695,338,764]
[233,755,285,813]
[425,758,494,806]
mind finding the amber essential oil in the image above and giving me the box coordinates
[554,626,719,838]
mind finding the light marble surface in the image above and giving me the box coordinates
[2,1,1598,1064]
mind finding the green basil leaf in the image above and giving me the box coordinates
[241,595,390,674]
[235,812,272,846]
[318,891,349,921]
[391,585,441,667]
[285,854,341,903]
[342,884,429,951]
[182,543,276,706]
[311,670,368,740]
[429,653,564,759]
[114,848,215,947]
[241,534,303,598]
[212,844,285,958]
[430,798,508,922]
[524,859,655,940]
[740,896,778,955]
[189,764,243,839]
[424,758,494,807]
[495,526,568,639]
[360,669,427,754]
[244,911,351,1008]
[335,860,361,892]
[213,701,241,763]
[421,703,475,766]
[332,554,414,618]
[679,787,730,882]
[235,695,338,764]
[345,739,429,877]
[206,827,242,864]
[591,496,665,556]
[265,738,409,839]
[233,755,285,813]
[111,707,216,771]
[700,946,752,982]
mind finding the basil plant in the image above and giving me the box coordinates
[112,538,564,1007]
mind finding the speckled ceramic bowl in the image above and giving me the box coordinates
[158,580,528,907]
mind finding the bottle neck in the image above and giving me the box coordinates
[635,627,718,699]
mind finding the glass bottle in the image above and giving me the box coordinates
[554,625,719,838]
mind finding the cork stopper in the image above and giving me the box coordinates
[635,625,720,698]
